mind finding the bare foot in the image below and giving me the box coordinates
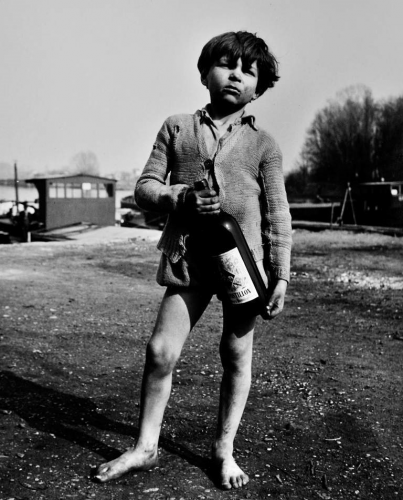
[212,449,249,489]
[93,446,158,483]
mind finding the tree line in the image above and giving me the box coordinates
[285,85,403,200]
[28,151,139,189]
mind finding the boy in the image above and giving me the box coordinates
[95,31,292,490]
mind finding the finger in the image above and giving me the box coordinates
[202,209,221,216]
[196,197,220,210]
[200,197,219,206]
[197,204,220,214]
[203,195,219,205]
[266,301,283,319]
[196,195,217,207]
[198,189,217,199]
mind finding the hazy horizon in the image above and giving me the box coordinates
[1,0,403,176]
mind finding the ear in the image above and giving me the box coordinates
[251,93,260,102]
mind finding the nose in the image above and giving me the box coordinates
[229,70,241,81]
[229,59,243,81]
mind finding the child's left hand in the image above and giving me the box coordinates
[266,279,288,320]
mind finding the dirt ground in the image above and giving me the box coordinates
[0,228,402,500]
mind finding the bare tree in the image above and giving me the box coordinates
[301,85,377,185]
[69,151,100,175]
[374,96,403,181]
[287,86,403,197]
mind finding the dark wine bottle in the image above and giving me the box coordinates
[193,179,270,319]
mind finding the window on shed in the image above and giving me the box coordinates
[82,183,98,198]
[66,183,83,198]
[49,182,66,198]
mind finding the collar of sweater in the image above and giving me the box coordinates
[198,105,258,131]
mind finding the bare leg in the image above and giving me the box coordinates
[94,287,212,482]
[212,304,256,489]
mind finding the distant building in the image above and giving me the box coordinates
[25,174,117,230]
[354,181,403,227]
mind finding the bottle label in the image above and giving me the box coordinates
[213,248,258,304]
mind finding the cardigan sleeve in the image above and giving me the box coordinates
[259,142,292,282]
[135,117,189,213]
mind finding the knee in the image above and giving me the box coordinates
[146,338,179,376]
[219,341,251,374]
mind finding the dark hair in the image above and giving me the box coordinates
[197,31,279,96]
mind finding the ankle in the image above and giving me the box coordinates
[134,440,159,455]
[212,440,233,459]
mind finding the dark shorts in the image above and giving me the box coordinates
[156,250,220,294]
[156,235,268,300]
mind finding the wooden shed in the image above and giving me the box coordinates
[354,181,403,227]
[25,174,117,230]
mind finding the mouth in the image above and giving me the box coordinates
[223,86,241,95]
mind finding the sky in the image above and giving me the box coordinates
[1,0,403,177]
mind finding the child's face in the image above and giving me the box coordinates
[204,56,259,111]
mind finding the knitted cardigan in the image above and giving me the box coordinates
[135,111,292,282]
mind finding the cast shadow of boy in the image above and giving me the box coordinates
[0,371,211,477]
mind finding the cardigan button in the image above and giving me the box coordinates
[204,159,214,169]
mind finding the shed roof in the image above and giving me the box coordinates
[359,181,403,186]
[25,173,117,183]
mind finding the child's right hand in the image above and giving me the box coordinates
[185,187,221,216]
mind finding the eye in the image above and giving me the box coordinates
[217,58,229,67]
[245,67,256,76]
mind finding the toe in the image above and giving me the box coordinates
[221,480,232,490]
[93,471,108,483]
[93,464,115,483]
[230,472,248,489]
[230,476,238,489]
